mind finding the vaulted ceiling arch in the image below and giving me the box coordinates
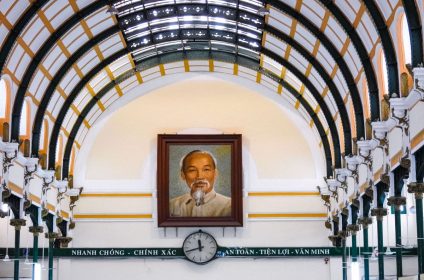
[60,62,334,179]
[0,0,421,180]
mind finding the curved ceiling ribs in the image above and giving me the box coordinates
[318,0,382,119]
[31,25,121,156]
[1,0,415,180]
[60,60,334,179]
[0,0,49,73]
[47,48,128,170]
[10,1,108,142]
[363,1,399,97]
[265,0,365,152]
[401,0,423,67]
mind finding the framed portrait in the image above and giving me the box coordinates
[157,134,243,227]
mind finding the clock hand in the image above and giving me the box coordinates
[185,247,203,253]
[198,239,202,252]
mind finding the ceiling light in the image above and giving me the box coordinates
[106,6,119,15]
[257,7,270,16]
[1,203,9,213]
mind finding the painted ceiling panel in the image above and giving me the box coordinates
[29,25,51,54]
[260,74,279,91]
[50,6,75,30]
[0,25,9,49]
[86,13,115,37]
[63,110,75,131]
[293,28,315,53]
[302,90,318,110]
[3,0,30,25]
[238,65,257,77]
[364,11,380,39]
[75,0,92,10]
[323,94,338,116]
[299,5,323,30]
[376,0,394,21]
[43,1,68,20]
[309,68,326,91]
[343,49,359,78]
[32,75,50,103]
[0,0,14,15]
[47,90,61,114]
[73,88,90,109]
[335,0,356,23]
[263,40,285,58]
[89,70,108,90]
[91,75,110,93]
[17,54,35,86]
[101,43,125,62]
[314,51,333,76]
[347,44,362,74]
[120,76,138,89]
[86,107,101,125]
[303,1,326,19]
[98,35,122,52]
[60,68,78,92]
[356,22,374,53]
[289,50,308,72]
[63,27,90,55]
[102,91,120,109]
[77,52,101,75]
[48,52,68,77]
[322,20,344,52]
[267,16,291,36]
[7,44,24,76]
[333,72,348,96]
[75,91,92,112]
[51,95,65,118]
[62,24,86,46]
[43,45,63,71]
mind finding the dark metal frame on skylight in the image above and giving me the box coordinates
[112,0,265,67]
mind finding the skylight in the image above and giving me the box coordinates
[112,0,265,67]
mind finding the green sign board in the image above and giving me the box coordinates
[0,247,417,259]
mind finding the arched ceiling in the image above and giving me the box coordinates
[0,0,422,180]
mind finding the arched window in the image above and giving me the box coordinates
[379,50,389,97]
[19,100,30,138]
[56,134,63,166]
[39,119,49,152]
[401,14,412,66]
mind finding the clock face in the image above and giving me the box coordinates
[182,231,218,264]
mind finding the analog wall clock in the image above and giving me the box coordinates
[182,230,218,264]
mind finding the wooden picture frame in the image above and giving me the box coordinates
[157,134,243,227]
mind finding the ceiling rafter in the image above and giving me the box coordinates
[265,0,365,151]
[48,44,341,173]
[362,0,399,97]
[319,0,383,120]
[48,48,128,170]
[0,0,49,74]
[401,0,423,67]
[31,25,121,157]
[10,1,108,142]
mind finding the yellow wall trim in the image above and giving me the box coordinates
[248,213,327,218]
[248,192,319,196]
[80,193,153,197]
[412,128,424,150]
[74,214,153,219]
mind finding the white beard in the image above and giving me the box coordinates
[191,179,210,206]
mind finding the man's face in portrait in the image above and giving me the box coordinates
[181,152,217,201]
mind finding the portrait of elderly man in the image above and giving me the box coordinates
[169,150,231,217]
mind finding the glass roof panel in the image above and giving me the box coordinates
[113,0,265,68]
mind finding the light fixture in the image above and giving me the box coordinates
[106,6,119,15]
[409,205,416,214]
[257,7,270,16]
